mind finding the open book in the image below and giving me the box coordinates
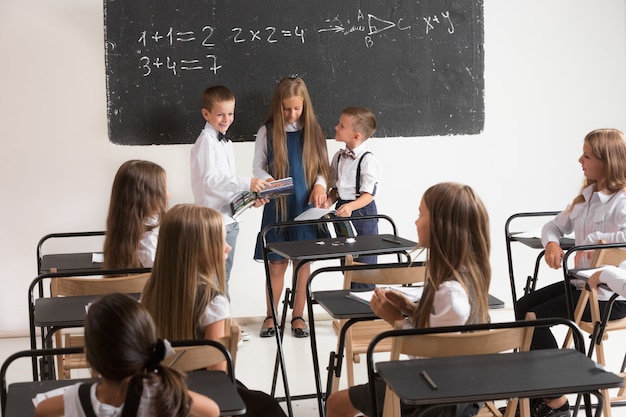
[229,177,294,219]
[347,285,423,306]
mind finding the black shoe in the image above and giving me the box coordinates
[290,316,309,338]
[533,400,570,417]
[259,316,275,338]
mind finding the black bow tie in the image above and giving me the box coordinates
[218,132,231,142]
[340,148,356,159]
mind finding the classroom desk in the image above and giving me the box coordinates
[504,211,574,315]
[4,370,245,417]
[260,215,416,417]
[27,268,150,381]
[308,281,505,417]
[30,293,140,381]
[36,231,105,274]
[375,349,622,417]
[39,253,103,275]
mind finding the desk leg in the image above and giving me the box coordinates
[264,252,294,417]
[307,292,326,417]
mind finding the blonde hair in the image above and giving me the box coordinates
[103,160,167,270]
[141,204,226,340]
[342,106,377,139]
[570,128,626,209]
[264,77,329,220]
[414,182,491,328]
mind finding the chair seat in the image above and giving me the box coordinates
[579,317,626,338]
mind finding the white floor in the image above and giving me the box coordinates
[2,308,626,417]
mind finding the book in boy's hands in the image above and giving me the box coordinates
[229,177,294,219]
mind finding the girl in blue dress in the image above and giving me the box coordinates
[252,76,330,338]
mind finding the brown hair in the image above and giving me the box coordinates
[103,160,167,269]
[141,204,226,340]
[202,85,235,112]
[414,182,491,328]
[85,293,191,416]
[342,106,377,139]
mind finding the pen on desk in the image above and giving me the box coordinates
[421,370,437,390]
[382,237,401,244]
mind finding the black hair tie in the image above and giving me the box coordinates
[147,339,166,372]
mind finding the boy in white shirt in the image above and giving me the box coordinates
[190,85,268,340]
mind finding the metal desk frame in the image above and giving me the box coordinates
[261,214,414,417]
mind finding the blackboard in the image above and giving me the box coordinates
[104,0,484,145]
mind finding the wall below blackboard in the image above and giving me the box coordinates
[105,0,484,145]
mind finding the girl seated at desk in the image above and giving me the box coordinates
[103,159,169,270]
[326,181,491,417]
[34,292,219,417]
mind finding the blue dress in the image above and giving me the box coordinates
[254,125,322,261]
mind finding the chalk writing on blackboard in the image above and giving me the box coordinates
[104,0,484,145]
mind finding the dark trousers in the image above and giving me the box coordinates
[515,281,626,349]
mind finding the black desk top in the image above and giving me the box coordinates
[5,371,245,416]
[313,290,504,319]
[34,294,139,328]
[266,234,417,261]
[40,253,103,274]
[509,236,574,250]
[376,349,623,406]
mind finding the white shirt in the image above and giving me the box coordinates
[63,381,157,417]
[252,122,327,189]
[328,143,380,201]
[137,216,158,268]
[199,294,231,328]
[599,263,626,298]
[403,280,471,330]
[542,184,626,299]
[190,122,251,225]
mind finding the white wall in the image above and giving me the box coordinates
[1,0,625,333]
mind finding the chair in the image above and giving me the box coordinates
[50,273,151,379]
[166,339,236,380]
[331,256,426,390]
[367,315,538,417]
[563,241,626,417]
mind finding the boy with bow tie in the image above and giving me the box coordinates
[190,85,269,311]
[325,107,381,288]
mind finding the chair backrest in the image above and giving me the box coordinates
[166,339,236,382]
[389,314,535,360]
[590,240,626,268]
[343,255,426,289]
[50,272,150,297]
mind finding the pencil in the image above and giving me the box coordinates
[421,370,437,390]
[382,237,401,244]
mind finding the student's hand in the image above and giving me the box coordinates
[250,177,270,193]
[383,288,418,317]
[335,203,353,218]
[309,184,327,207]
[544,241,564,269]
[253,198,269,207]
[370,288,408,325]
[574,250,594,268]
[322,197,334,209]
[588,270,602,290]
